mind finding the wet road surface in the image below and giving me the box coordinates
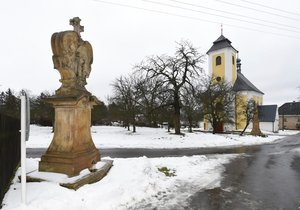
[27,146,259,158]
[188,133,300,210]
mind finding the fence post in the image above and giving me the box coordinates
[20,95,26,205]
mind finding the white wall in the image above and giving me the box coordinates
[259,122,278,133]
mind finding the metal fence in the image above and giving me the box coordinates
[0,113,20,208]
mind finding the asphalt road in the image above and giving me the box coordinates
[27,145,260,159]
[188,133,300,210]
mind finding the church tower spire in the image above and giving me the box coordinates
[221,24,223,35]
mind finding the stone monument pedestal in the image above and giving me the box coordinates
[250,109,263,136]
[39,95,100,177]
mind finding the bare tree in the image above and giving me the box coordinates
[196,76,235,134]
[111,75,140,132]
[136,41,204,134]
[134,71,169,127]
[237,98,256,136]
[181,85,202,132]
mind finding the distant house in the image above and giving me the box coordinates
[258,105,279,132]
[278,102,300,130]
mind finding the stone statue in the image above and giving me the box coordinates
[39,17,103,177]
[51,17,93,96]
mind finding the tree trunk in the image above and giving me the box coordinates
[132,113,136,133]
[212,118,217,134]
[240,121,250,136]
[188,125,192,133]
[188,118,193,133]
[174,113,180,134]
[133,124,136,133]
[173,92,181,134]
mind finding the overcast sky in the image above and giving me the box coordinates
[1,0,300,106]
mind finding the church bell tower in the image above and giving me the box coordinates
[207,28,238,85]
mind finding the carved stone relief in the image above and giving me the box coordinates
[51,17,93,96]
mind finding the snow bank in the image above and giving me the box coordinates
[3,155,237,210]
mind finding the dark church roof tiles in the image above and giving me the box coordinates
[233,72,264,95]
[207,35,238,54]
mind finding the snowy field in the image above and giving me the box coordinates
[27,125,298,149]
[2,125,299,209]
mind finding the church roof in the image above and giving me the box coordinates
[207,35,238,54]
[258,105,277,122]
[233,72,264,95]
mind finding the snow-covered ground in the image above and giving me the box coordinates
[3,155,237,210]
[27,125,298,149]
[2,125,299,210]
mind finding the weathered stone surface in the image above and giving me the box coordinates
[39,95,101,177]
[250,110,263,136]
[27,160,113,190]
[39,18,105,177]
[51,17,93,96]
[60,160,113,190]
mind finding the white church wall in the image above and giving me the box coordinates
[237,91,263,101]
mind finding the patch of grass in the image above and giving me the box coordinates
[158,167,176,177]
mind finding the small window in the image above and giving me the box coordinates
[284,117,287,122]
[216,56,221,66]
[216,76,221,82]
[232,56,235,65]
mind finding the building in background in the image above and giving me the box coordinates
[204,31,278,133]
[278,102,300,130]
[206,32,262,131]
[258,105,279,132]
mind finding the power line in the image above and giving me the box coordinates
[238,0,300,17]
[143,0,300,34]
[92,0,300,39]
[170,0,300,31]
[215,0,300,22]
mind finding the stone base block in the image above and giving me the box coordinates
[26,160,113,190]
[39,149,100,177]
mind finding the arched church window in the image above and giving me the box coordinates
[216,56,221,66]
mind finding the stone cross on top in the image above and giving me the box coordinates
[70,17,84,36]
